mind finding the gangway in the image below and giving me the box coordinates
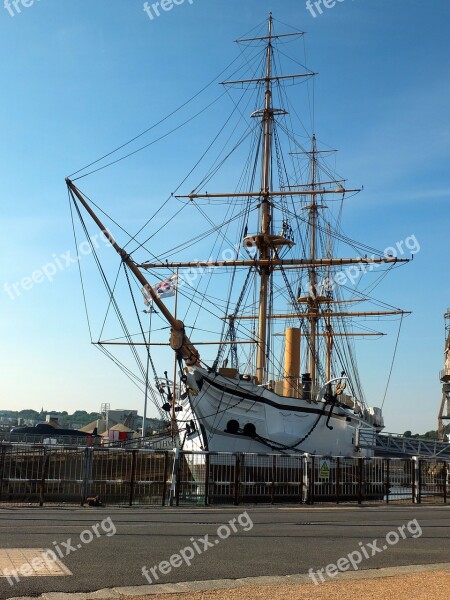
[375,432,450,459]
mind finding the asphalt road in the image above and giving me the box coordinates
[0,504,449,598]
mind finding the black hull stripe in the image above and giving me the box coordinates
[203,376,346,420]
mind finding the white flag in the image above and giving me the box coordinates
[142,275,177,306]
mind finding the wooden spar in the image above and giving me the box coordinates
[66,178,200,367]
[175,188,360,199]
[284,328,301,398]
[225,310,410,320]
[139,257,409,269]
[283,179,345,188]
[94,340,257,346]
[236,31,305,43]
[273,332,385,338]
[221,73,316,85]
[295,297,363,304]
[95,332,385,347]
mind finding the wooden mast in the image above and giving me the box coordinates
[255,13,274,385]
[325,223,333,382]
[219,15,314,385]
[308,135,318,385]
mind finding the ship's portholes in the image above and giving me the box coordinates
[225,419,239,434]
[243,423,257,438]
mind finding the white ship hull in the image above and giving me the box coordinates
[179,367,377,457]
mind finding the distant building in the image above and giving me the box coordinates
[103,424,136,444]
[79,418,118,436]
[46,414,60,426]
[108,409,139,430]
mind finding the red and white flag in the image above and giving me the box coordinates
[142,275,177,306]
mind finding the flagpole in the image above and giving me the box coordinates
[142,310,152,442]
[171,268,179,442]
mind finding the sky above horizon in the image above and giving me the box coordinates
[0,0,449,434]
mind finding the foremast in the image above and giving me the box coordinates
[226,14,314,384]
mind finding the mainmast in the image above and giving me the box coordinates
[293,139,338,385]
[217,13,306,385]
[256,13,274,384]
[308,135,319,385]
[325,223,333,382]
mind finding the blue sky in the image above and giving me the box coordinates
[0,0,449,434]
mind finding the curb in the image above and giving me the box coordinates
[7,562,450,600]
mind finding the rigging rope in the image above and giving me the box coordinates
[68,48,263,179]
[381,313,404,409]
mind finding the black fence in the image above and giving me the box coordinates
[0,444,448,507]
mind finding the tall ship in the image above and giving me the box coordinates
[66,14,410,458]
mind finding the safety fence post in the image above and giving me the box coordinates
[204,453,210,506]
[411,457,419,504]
[169,448,180,507]
[39,448,50,507]
[80,447,93,506]
[0,445,6,502]
[357,457,364,505]
[385,459,390,505]
[129,450,137,507]
[233,454,241,506]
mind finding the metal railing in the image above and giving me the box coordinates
[0,444,449,507]
[4,430,450,458]
[0,432,92,446]
[0,431,175,449]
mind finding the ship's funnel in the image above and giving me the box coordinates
[284,327,301,398]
